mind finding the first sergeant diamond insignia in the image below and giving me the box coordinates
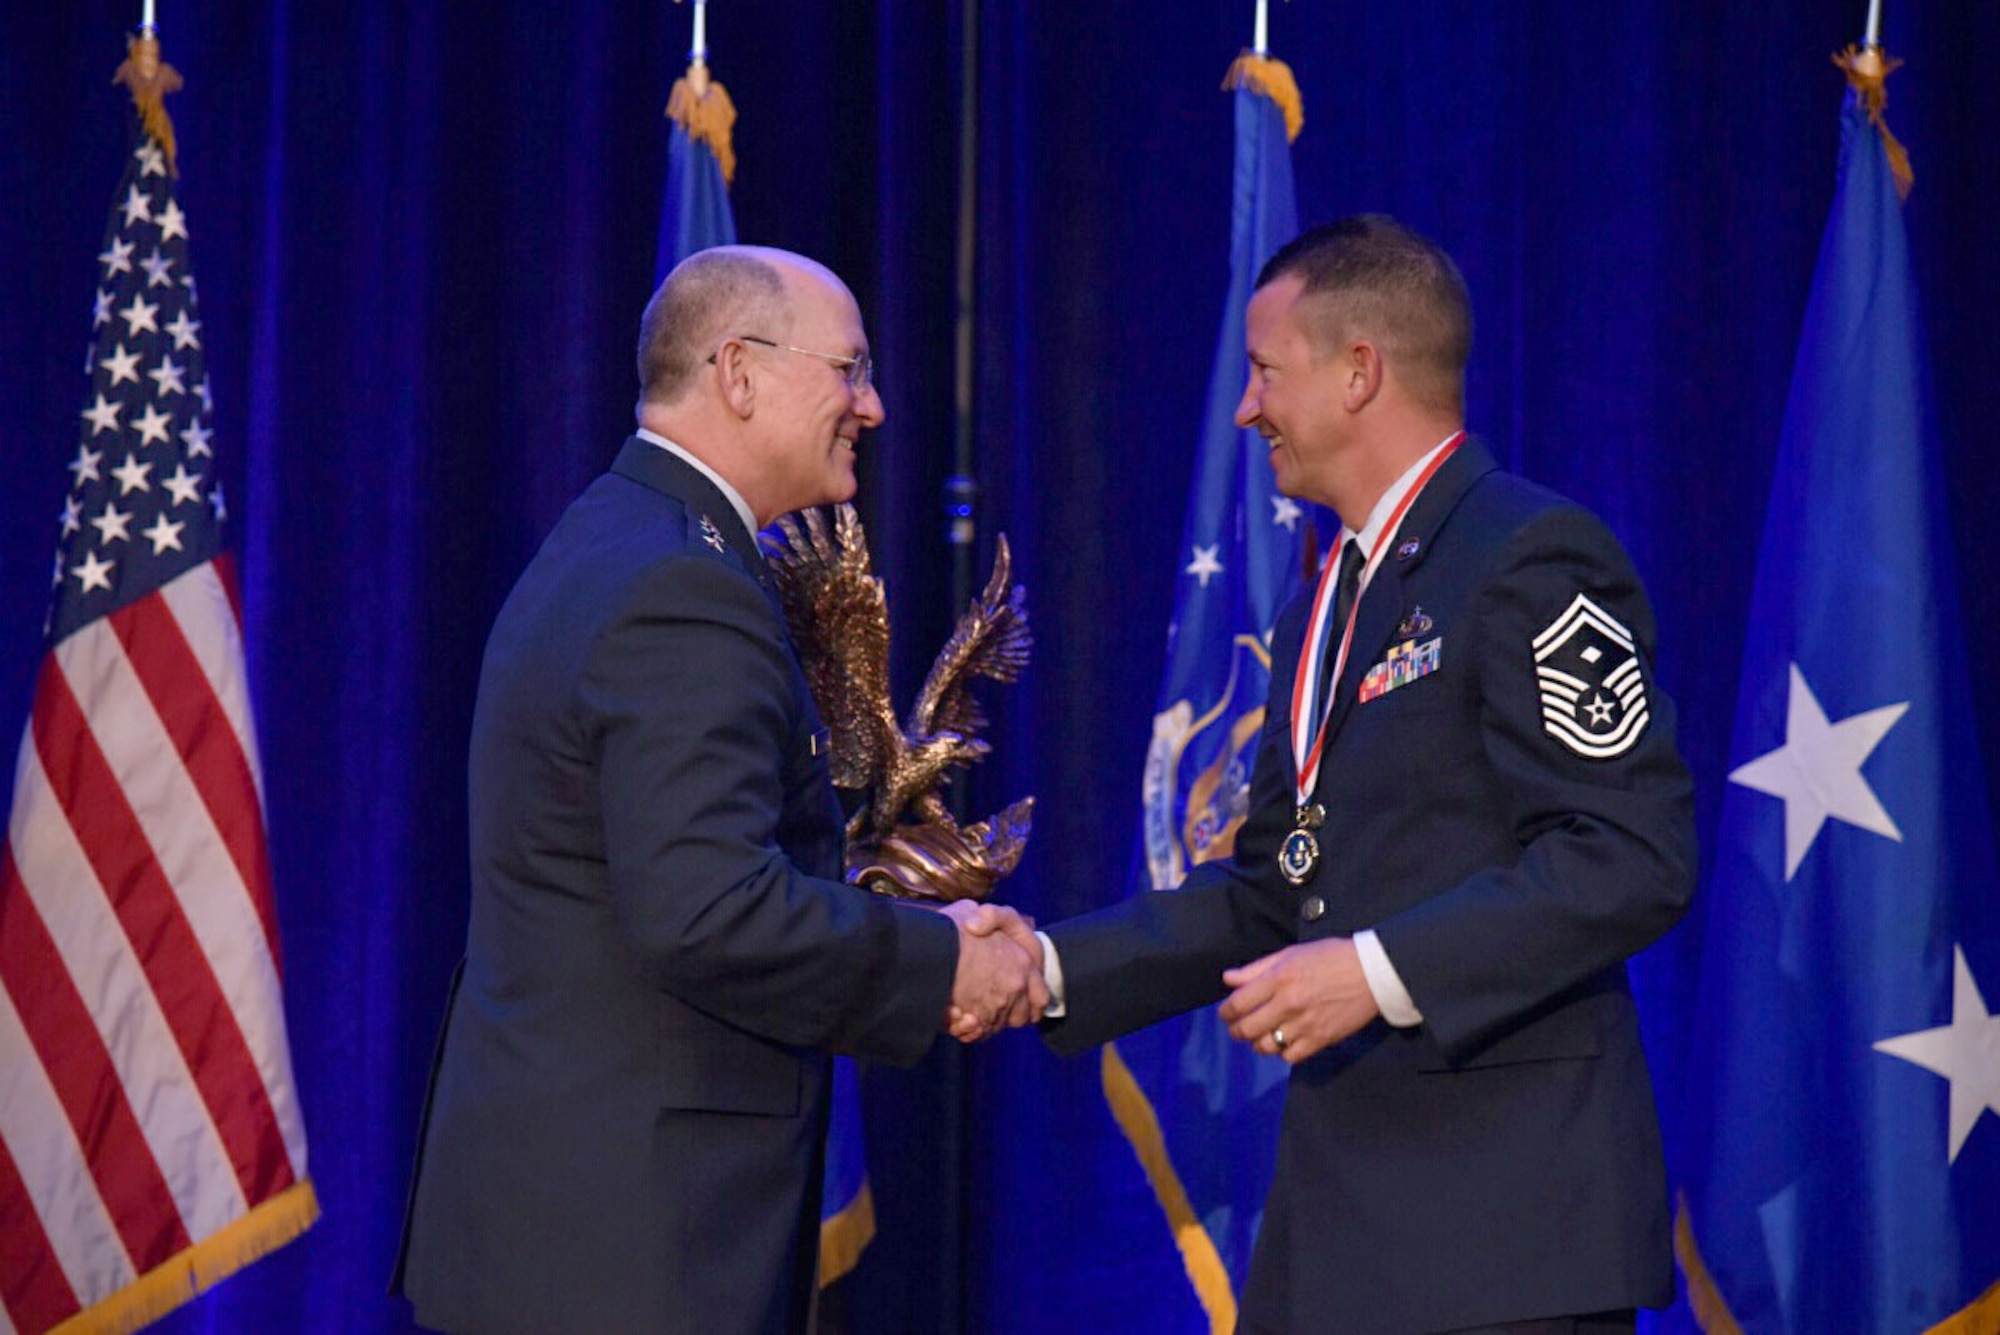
[1532,592,1650,760]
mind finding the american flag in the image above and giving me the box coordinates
[0,94,315,1334]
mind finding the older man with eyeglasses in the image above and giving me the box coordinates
[394,246,1045,1335]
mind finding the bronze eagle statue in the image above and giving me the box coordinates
[762,505,1034,902]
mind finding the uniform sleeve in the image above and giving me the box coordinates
[582,552,958,1066]
[1040,604,1308,1056]
[1373,506,1696,1063]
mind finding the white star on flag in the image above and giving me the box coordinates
[133,403,174,448]
[89,503,134,545]
[100,343,142,386]
[71,549,115,593]
[142,513,186,555]
[99,236,135,276]
[157,197,188,242]
[140,247,176,288]
[135,140,167,176]
[111,454,154,496]
[59,496,83,538]
[148,356,187,397]
[1728,663,1908,879]
[120,183,154,227]
[1186,544,1224,588]
[119,293,160,336]
[181,420,214,457]
[166,309,202,350]
[69,445,105,485]
[162,464,204,508]
[1874,946,2000,1164]
[93,288,113,327]
[1271,495,1303,531]
[81,395,123,436]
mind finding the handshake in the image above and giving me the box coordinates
[939,900,1048,1042]
[933,902,1384,1062]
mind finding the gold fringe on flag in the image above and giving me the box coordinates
[1100,1043,1239,1335]
[817,1180,877,1289]
[1832,44,1914,201]
[51,1180,319,1335]
[1672,1193,1746,1335]
[667,61,738,185]
[1677,1190,2000,1334]
[112,31,183,176]
[1222,52,1304,144]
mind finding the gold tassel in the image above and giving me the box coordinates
[1672,1193,1746,1335]
[666,61,738,185]
[112,31,183,176]
[1832,44,1914,201]
[1222,52,1305,144]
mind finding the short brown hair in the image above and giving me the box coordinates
[1257,216,1472,415]
[635,248,789,406]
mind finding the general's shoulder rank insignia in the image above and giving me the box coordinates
[698,513,728,554]
[1532,593,1649,759]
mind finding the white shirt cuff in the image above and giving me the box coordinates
[1354,929,1422,1028]
[1036,930,1066,1018]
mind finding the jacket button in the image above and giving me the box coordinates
[1301,895,1325,922]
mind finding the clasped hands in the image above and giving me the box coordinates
[938,905,1381,1061]
[941,901,1046,1042]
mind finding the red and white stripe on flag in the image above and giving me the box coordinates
[0,558,315,1335]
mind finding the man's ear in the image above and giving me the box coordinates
[1343,339,1383,413]
[714,339,757,419]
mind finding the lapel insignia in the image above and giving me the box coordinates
[1532,593,1650,759]
[1396,606,1434,639]
[1358,635,1442,705]
[1395,537,1422,561]
[698,513,727,554]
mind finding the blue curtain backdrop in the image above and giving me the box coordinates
[3,3,1996,1332]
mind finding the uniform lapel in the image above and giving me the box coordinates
[1319,438,1499,747]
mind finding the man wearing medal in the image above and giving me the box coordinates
[1022,217,1696,1333]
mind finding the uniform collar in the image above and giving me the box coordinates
[633,427,759,538]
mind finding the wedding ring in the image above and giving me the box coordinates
[1272,1028,1289,1053]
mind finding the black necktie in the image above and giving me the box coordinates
[1316,540,1366,723]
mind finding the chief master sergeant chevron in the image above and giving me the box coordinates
[1025,216,1697,1334]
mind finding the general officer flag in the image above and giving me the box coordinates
[0,36,316,1335]
[1099,53,1307,1335]
[1673,48,2000,1335]
[650,47,874,1287]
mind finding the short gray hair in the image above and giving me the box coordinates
[635,248,789,406]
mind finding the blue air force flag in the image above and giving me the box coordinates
[1673,56,2000,1335]
[1098,53,1308,1335]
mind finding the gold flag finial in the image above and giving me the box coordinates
[666,60,738,185]
[113,31,184,175]
[1833,44,1913,201]
[1223,52,1305,144]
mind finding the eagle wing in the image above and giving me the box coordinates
[909,534,1031,742]
[761,505,898,789]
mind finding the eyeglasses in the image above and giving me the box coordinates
[711,335,874,392]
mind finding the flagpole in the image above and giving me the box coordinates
[1253,0,1268,55]
[691,0,707,65]
[141,0,155,33]
[1863,0,1882,46]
